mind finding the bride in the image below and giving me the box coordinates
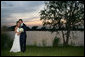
[10,21,21,52]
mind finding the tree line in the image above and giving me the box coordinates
[1,25,84,31]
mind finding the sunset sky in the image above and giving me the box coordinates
[1,1,45,27]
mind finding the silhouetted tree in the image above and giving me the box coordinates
[31,26,38,30]
[26,26,30,31]
[1,25,9,32]
[40,26,46,30]
[8,25,16,31]
[40,1,84,46]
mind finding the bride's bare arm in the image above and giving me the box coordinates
[15,27,21,35]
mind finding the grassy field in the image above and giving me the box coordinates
[1,46,84,56]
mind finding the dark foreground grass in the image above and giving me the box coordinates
[1,46,84,56]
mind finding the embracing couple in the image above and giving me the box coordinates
[10,19,27,53]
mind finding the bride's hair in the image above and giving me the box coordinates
[16,21,19,24]
[16,21,19,27]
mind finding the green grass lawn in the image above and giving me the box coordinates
[1,46,84,56]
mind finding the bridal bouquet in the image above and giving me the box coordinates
[19,28,24,32]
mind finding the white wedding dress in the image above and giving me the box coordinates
[10,28,21,52]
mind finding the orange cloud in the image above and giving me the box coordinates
[25,20,43,26]
[2,18,43,26]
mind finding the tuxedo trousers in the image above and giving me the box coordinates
[20,37,26,52]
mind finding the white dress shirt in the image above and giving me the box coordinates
[21,23,23,26]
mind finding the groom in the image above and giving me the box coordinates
[19,19,27,52]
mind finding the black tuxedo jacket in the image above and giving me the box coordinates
[20,23,27,39]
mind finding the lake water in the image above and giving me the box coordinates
[8,31,84,46]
